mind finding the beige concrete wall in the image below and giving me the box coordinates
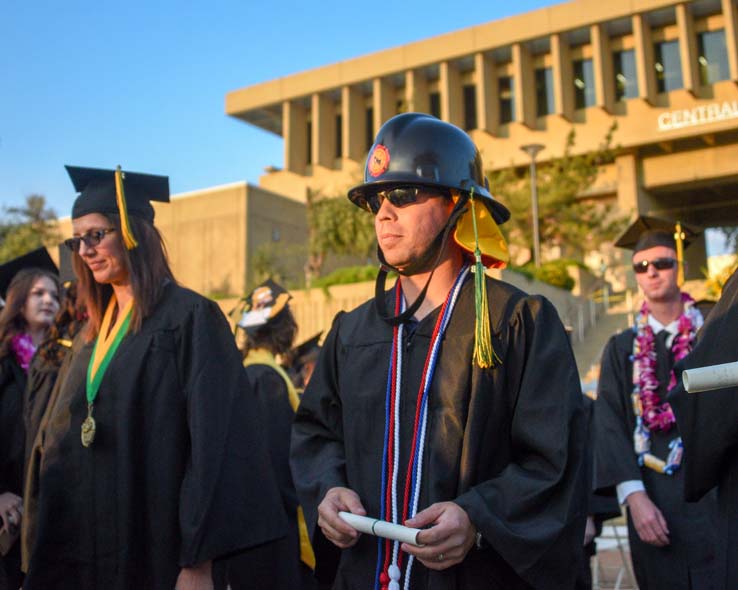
[154,182,248,296]
[217,270,598,348]
[245,184,309,289]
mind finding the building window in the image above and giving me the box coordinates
[335,114,343,158]
[654,40,683,92]
[535,67,555,117]
[698,29,730,85]
[463,84,477,130]
[613,49,639,101]
[306,121,312,165]
[499,76,515,124]
[365,107,374,150]
[429,92,441,118]
[573,59,596,109]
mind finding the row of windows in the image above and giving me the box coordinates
[303,29,731,162]
[537,29,730,117]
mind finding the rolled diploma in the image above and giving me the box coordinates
[338,512,423,546]
[683,361,738,393]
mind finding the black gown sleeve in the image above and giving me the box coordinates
[0,356,26,495]
[176,298,287,567]
[290,312,347,539]
[247,365,299,512]
[453,296,587,588]
[669,269,738,501]
[593,334,641,494]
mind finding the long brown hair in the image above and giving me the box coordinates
[0,268,61,359]
[72,213,175,341]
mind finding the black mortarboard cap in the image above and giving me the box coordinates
[66,165,169,223]
[0,247,58,300]
[237,278,292,329]
[614,215,700,253]
[293,332,322,364]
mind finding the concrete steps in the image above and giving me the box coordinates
[573,309,631,383]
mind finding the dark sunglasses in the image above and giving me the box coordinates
[632,257,677,273]
[64,228,116,253]
[357,186,447,214]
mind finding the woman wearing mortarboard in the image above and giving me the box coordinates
[214,281,316,589]
[0,247,60,590]
[22,166,287,590]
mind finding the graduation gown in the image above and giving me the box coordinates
[23,342,70,477]
[593,328,718,589]
[23,283,287,590]
[291,276,587,590]
[0,354,25,590]
[215,359,308,590]
[669,268,738,590]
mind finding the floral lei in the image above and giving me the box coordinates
[632,292,702,432]
[11,332,36,373]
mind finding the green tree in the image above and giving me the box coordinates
[305,187,376,286]
[488,123,626,263]
[0,195,61,263]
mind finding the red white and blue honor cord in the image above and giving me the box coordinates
[375,265,470,590]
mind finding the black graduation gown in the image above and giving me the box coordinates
[578,396,620,590]
[23,345,68,476]
[593,329,718,589]
[0,355,25,590]
[215,363,307,590]
[669,268,738,590]
[291,276,587,590]
[23,283,287,590]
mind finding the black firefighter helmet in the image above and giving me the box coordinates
[348,112,510,224]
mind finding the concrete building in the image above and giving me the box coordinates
[226,0,738,280]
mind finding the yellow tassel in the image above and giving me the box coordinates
[674,221,684,286]
[469,191,501,369]
[114,166,139,250]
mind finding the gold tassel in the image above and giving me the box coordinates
[114,166,139,250]
[469,190,501,369]
[674,221,684,286]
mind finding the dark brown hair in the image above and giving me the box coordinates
[72,213,175,341]
[0,268,61,359]
[243,307,298,358]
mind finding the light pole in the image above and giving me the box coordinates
[520,143,545,268]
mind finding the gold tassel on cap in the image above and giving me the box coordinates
[674,221,685,286]
[469,189,501,369]
[114,166,139,250]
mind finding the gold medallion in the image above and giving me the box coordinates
[81,404,96,447]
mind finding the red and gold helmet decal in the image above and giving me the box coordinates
[367,144,390,177]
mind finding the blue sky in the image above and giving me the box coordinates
[0,0,553,217]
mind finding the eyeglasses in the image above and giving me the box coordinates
[632,257,677,273]
[64,228,116,252]
[355,186,447,214]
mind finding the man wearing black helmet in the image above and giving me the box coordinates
[291,113,586,590]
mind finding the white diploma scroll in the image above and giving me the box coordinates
[683,361,738,393]
[338,512,424,546]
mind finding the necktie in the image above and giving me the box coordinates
[655,329,673,389]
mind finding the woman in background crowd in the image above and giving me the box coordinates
[216,279,315,590]
[0,249,59,590]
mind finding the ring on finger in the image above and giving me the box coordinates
[437,553,444,562]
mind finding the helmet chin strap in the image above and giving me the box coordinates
[375,197,468,326]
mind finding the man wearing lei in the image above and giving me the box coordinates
[291,113,586,590]
[593,216,718,589]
